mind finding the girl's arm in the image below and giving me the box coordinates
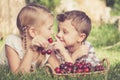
[6,45,33,74]
[47,52,60,69]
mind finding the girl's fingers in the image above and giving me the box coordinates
[32,36,49,48]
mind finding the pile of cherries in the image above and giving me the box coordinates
[54,60,104,74]
[40,38,53,55]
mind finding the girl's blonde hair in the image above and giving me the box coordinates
[17,3,53,35]
[17,3,53,67]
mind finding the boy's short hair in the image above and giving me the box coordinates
[57,10,91,41]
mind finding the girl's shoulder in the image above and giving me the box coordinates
[5,34,24,58]
[5,34,21,45]
[6,34,21,41]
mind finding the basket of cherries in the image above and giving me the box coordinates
[45,58,109,77]
[44,38,109,77]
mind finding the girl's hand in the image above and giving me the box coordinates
[31,35,49,50]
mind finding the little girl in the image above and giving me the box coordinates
[0,3,59,74]
[53,10,100,67]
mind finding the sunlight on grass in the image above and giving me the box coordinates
[0,40,4,51]
[95,48,120,65]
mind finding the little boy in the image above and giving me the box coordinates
[53,10,100,66]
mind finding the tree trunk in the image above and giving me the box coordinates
[0,0,26,38]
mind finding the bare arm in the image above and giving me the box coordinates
[71,45,89,62]
[47,52,60,69]
[5,45,33,74]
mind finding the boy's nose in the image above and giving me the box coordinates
[57,32,63,39]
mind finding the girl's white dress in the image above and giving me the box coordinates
[0,34,50,68]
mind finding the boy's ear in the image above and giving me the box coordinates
[77,33,86,42]
[28,27,37,37]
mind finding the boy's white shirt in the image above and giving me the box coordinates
[0,34,50,67]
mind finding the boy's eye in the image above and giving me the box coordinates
[48,27,51,30]
[63,30,68,34]
[48,26,52,30]
[58,27,60,32]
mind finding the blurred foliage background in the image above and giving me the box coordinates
[25,0,120,16]
[25,0,60,13]
[106,0,120,16]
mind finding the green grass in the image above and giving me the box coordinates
[87,24,120,49]
[0,23,120,80]
[0,40,4,51]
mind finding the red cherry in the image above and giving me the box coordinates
[94,66,100,71]
[86,63,92,68]
[76,69,83,73]
[80,60,86,65]
[74,62,81,67]
[67,62,74,67]
[66,67,72,73]
[54,67,61,73]
[84,68,90,72]
[60,63,65,69]
[99,65,104,71]
[48,38,53,43]
[78,64,83,69]
[60,69,65,74]
[63,65,68,71]
[41,49,46,55]
[72,69,76,73]
[46,49,52,54]
[83,64,87,69]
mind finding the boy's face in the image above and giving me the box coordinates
[57,19,80,47]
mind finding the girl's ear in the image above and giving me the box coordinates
[77,33,86,42]
[28,27,37,37]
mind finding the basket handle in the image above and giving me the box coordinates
[45,63,56,74]
[100,58,110,71]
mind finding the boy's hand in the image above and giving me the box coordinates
[72,44,89,60]
[52,37,67,56]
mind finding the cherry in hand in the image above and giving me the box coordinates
[41,38,53,55]
[48,38,53,43]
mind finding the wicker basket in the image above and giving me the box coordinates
[45,58,110,77]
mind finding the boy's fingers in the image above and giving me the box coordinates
[55,36,60,42]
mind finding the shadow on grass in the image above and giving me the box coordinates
[0,62,120,80]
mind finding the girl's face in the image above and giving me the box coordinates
[37,16,54,39]
[57,20,80,48]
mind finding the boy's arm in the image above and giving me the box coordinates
[60,49,74,63]
[71,45,89,62]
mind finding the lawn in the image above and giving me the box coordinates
[0,24,120,80]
